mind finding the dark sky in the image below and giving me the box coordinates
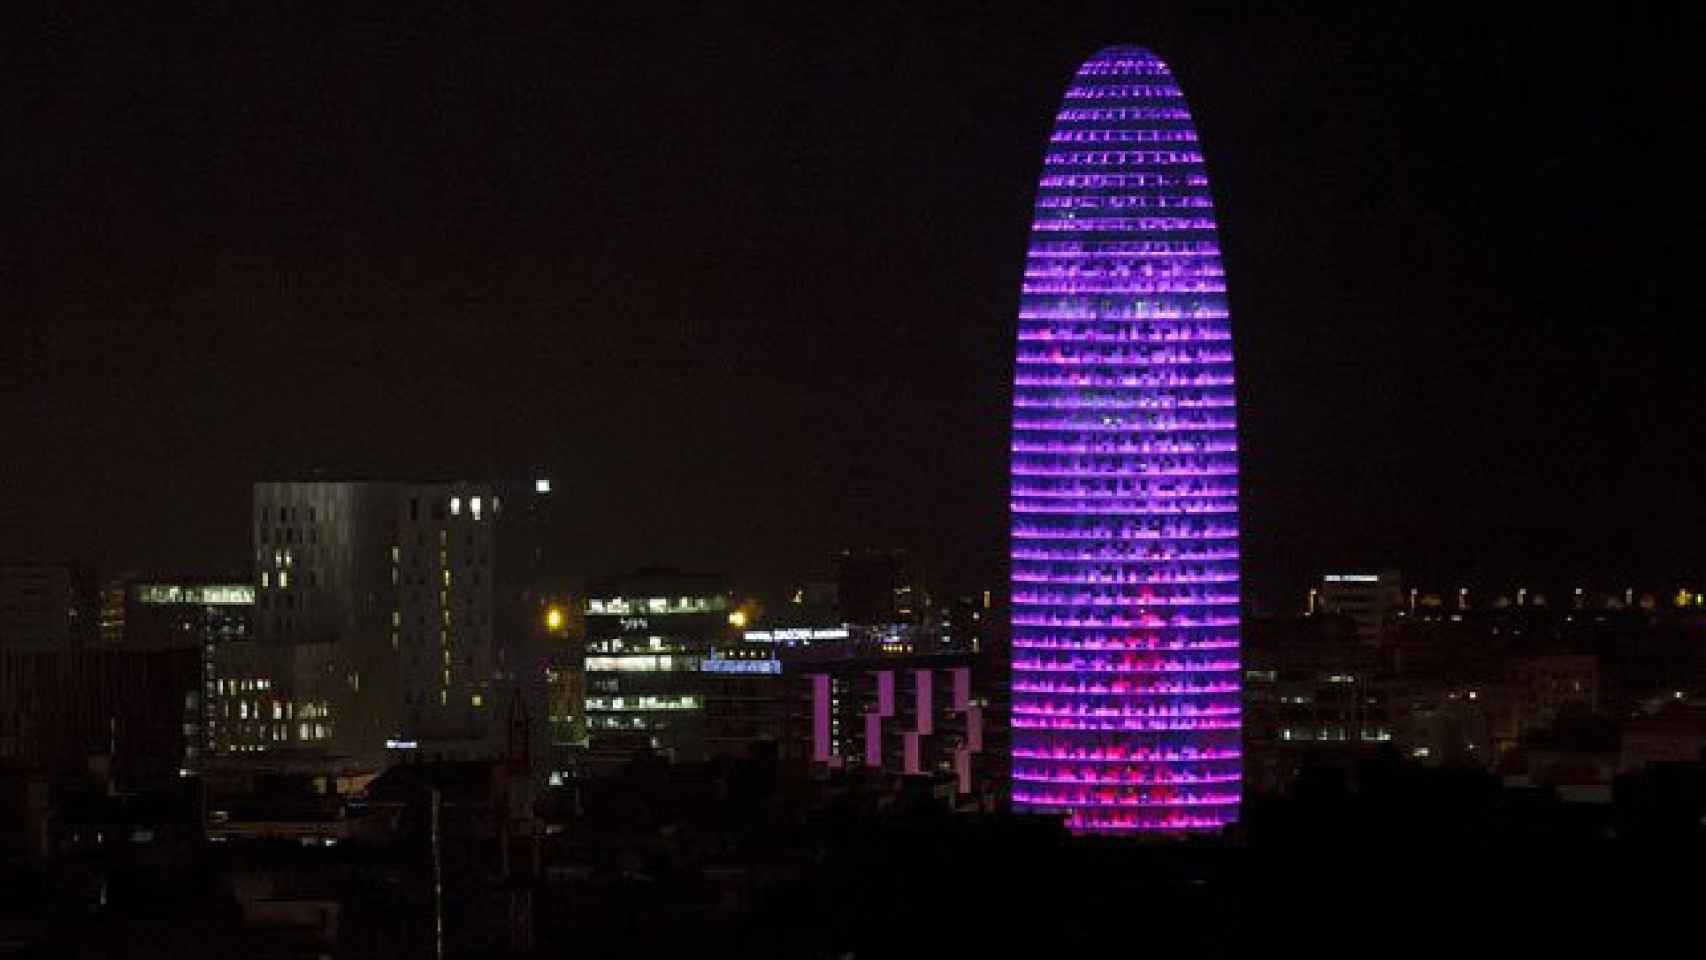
[5,3,1703,611]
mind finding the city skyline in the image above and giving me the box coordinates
[5,8,1705,954]
[7,5,1702,611]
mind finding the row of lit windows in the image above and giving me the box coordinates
[213,677,271,694]
[585,655,697,672]
[588,716,673,730]
[584,695,701,711]
[586,596,729,615]
[588,636,680,654]
[1278,728,1391,742]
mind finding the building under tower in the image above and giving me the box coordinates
[1009,46,1242,833]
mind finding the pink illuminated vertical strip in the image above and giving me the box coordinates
[1010,46,1242,834]
[812,674,831,763]
[915,669,933,735]
[876,670,895,717]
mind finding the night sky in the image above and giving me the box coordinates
[6,3,1703,611]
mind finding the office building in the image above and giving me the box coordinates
[0,571,228,783]
[804,649,990,799]
[209,480,532,769]
[1313,571,1403,646]
[1009,47,1242,832]
[581,568,733,769]
[1241,614,1389,792]
[124,579,254,766]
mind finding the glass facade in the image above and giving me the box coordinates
[582,579,731,765]
[1010,47,1241,833]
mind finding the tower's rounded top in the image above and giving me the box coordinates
[1075,45,1173,78]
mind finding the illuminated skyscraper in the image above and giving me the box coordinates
[1010,47,1241,833]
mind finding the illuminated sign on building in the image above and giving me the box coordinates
[700,658,782,675]
[137,584,256,605]
[742,627,849,643]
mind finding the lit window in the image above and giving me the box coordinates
[535,478,551,494]
[261,571,270,588]
[450,497,461,516]
[470,497,482,521]
[279,571,289,589]
[472,694,483,707]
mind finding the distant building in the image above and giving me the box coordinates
[581,568,732,770]
[927,593,989,653]
[1620,701,1706,773]
[831,548,921,625]
[1506,654,1598,739]
[700,646,803,764]
[0,645,199,786]
[124,578,254,766]
[804,649,990,800]
[1242,614,1389,792]
[539,594,585,781]
[210,480,537,770]
[0,570,227,783]
[0,562,97,649]
[1313,571,1403,646]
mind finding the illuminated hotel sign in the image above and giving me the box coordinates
[743,627,849,643]
[137,584,256,605]
[1323,575,1381,583]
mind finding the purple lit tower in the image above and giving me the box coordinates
[1010,47,1240,833]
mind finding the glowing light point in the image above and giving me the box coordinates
[545,606,565,631]
[1010,46,1241,834]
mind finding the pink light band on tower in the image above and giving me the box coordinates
[1010,46,1241,834]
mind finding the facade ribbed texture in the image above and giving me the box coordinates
[1010,47,1240,833]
